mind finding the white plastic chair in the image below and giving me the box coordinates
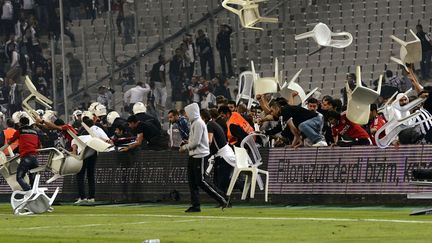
[390,29,422,71]
[80,123,113,152]
[0,145,29,191]
[222,0,278,31]
[346,66,382,125]
[226,147,269,202]
[236,71,257,109]
[375,98,430,148]
[22,76,53,119]
[252,58,282,95]
[279,69,319,107]
[11,174,59,215]
[295,23,353,54]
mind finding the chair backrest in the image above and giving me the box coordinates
[240,133,268,167]
[234,146,252,169]
[313,23,332,46]
[237,71,255,101]
[252,59,280,95]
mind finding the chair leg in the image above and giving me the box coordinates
[295,30,315,41]
[227,169,241,197]
[265,172,269,202]
[259,17,278,23]
[241,174,250,200]
[250,170,258,198]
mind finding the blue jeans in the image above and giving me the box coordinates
[421,50,432,79]
[298,115,324,144]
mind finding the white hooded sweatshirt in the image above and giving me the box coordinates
[182,103,209,158]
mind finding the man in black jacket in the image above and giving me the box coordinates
[196,29,215,79]
[216,24,234,78]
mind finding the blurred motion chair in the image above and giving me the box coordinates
[390,29,422,71]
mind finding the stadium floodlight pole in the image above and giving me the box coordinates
[59,0,68,122]
[108,0,115,109]
[50,38,57,112]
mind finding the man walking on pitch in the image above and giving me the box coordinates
[180,103,228,212]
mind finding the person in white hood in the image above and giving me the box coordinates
[180,103,228,212]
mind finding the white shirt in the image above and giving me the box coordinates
[90,125,109,141]
[1,1,13,20]
[186,43,195,63]
[71,135,92,154]
[124,84,150,104]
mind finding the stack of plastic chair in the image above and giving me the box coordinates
[279,69,319,107]
[226,133,269,202]
[251,58,282,95]
[222,0,278,31]
[346,66,383,125]
[0,145,29,191]
[236,71,257,109]
[390,29,421,71]
[10,174,59,215]
[295,22,353,55]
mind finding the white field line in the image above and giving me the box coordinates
[1,213,432,225]
[16,219,201,230]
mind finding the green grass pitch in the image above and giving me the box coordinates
[1,203,432,242]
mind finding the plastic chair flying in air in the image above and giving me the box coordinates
[251,58,282,95]
[346,66,382,125]
[295,22,353,54]
[22,76,53,119]
[222,0,278,31]
[279,69,319,107]
[390,29,422,71]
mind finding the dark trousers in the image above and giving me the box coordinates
[188,62,195,80]
[200,55,215,79]
[219,51,234,78]
[213,157,232,193]
[188,156,227,207]
[16,155,39,191]
[70,75,81,93]
[421,50,432,79]
[77,153,97,199]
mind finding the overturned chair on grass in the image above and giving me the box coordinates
[226,133,270,202]
[11,174,59,215]
[30,126,113,183]
[346,66,382,125]
[222,0,278,31]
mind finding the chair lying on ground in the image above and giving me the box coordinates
[295,22,353,55]
[390,29,422,71]
[346,66,383,125]
[226,133,269,202]
[222,0,278,31]
[10,174,59,215]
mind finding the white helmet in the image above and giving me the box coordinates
[12,111,34,126]
[72,109,83,121]
[82,111,93,120]
[107,111,120,125]
[0,111,5,121]
[36,109,45,117]
[133,102,147,114]
[43,110,57,123]
[94,104,107,117]
[88,102,101,114]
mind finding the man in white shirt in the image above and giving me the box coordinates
[123,82,150,113]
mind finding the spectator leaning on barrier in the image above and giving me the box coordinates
[218,105,254,147]
[122,114,167,151]
[327,111,371,146]
[179,103,228,213]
